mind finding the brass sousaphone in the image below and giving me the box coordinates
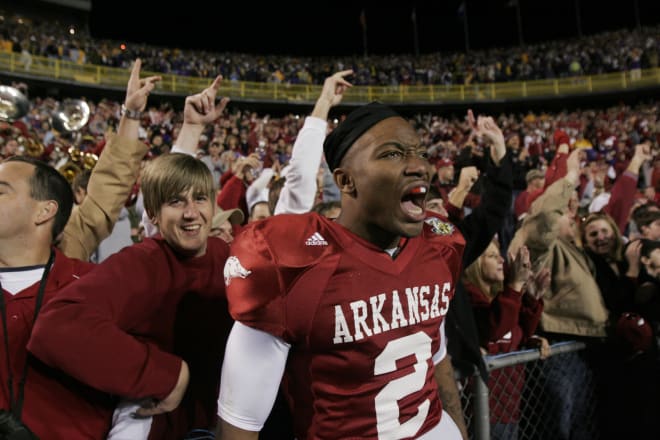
[0,86,96,182]
[51,98,96,183]
[0,85,29,121]
[52,98,91,133]
[0,85,44,157]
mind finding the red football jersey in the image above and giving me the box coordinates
[224,212,465,440]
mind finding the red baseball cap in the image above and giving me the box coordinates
[615,312,653,355]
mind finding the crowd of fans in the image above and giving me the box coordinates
[1,6,660,439]
[2,90,657,198]
[1,9,659,86]
[0,77,658,436]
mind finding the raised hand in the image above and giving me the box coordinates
[124,58,161,114]
[233,154,262,180]
[321,70,353,106]
[312,70,353,119]
[173,76,231,154]
[565,148,582,185]
[447,165,479,210]
[183,75,230,126]
[627,141,653,174]
[456,166,479,192]
[467,109,505,165]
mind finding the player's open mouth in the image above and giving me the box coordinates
[401,185,427,221]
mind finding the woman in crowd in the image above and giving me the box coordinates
[463,239,549,440]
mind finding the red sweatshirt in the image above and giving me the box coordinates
[0,248,100,439]
[28,237,230,438]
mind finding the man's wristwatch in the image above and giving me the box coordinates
[121,104,142,120]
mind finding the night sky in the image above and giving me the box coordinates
[88,0,660,57]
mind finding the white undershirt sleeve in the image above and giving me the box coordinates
[432,320,447,365]
[274,116,327,215]
[217,321,291,431]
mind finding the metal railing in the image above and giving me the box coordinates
[458,341,600,440]
[1,52,659,104]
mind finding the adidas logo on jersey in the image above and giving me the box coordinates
[305,232,328,246]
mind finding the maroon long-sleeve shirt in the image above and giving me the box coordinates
[28,237,230,438]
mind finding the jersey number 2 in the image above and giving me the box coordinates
[374,331,432,439]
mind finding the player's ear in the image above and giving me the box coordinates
[333,168,355,195]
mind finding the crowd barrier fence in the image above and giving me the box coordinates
[458,341,600,440]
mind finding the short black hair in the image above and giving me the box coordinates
[640,238,660,259]
[5,156,74,241]
[632,203,660,229]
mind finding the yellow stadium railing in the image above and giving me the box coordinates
[1,52,659,104]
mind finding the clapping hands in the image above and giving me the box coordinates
[507,245,532,292]
[525,267,551,301]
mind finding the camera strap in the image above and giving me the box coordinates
[0,249,54,421]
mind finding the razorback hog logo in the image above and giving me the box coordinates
[224,256,252,286]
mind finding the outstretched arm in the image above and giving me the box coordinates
[509,148,581,258]
[310,69,353,120]
[274,70,352,215]
[468,109,506,167]
[457,110,513,267]
[59,58,160,260]
[604,142,652,233]
[447,165,479,213]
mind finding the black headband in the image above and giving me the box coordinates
[323,102,400,171]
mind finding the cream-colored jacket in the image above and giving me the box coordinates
[509,177,609,337]
[59,134,147,261]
